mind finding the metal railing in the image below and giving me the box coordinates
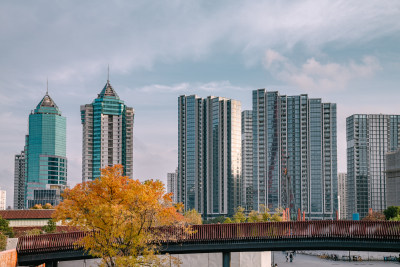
[17,221,400,254]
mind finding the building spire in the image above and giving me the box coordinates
[107,65,110,82]
[46,78,48,95]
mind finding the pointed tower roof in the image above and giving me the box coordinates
[34,92,61,115]
[98,80,119,99]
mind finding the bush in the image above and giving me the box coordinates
[0,232,6,251]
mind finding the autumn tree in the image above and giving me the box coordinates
[184,209,202,225]
[362,211,385,221]
[232,206,246,223]
[54,165,185,267]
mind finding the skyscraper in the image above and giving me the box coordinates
[338,173,347,219]
[178,95,241,218]
[252,89,337,220]
[14,150,25,209]
[24,92,67,208]
[81,80,134,181]
[346,114,400,218]
[167,168,178,203]
[242,110,253,212]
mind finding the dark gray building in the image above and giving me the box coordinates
[386,149,400,207]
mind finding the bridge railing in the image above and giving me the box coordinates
[17,221,400,254]
[157,221,400,242]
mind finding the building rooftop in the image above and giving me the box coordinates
[0,209,54,220]
[34,93,61,115]
[98,80,119,99]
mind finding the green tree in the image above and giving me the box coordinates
[0,232,6,251]
[42,219,57,233]
[259,205,272,222]
[390,215,400,221]
[270,208,284,222]
[0,216,14,237]
[232,206,246,223]
[384,206,400,220]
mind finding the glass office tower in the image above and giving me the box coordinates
[346,114,400,219]
[24,92,67,208]
[252,89,337,220]
[178,95,241,218]
[81,80,134,181]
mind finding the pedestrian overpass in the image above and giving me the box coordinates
[16,220,400,266]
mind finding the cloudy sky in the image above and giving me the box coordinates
[1,1,399,207]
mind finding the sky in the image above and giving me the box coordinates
[0,0,400,207]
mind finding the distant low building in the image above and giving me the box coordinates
[338,173,347,219]
[0,210,73,236]
[386,149,400,207]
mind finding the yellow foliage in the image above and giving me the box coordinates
[53,165,185,267]
[184,209,202,225]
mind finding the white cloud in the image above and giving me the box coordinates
[264,49,381,91]
[139,81,248,93]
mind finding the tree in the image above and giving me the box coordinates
[232,206,246,223]
[259,205,272,222]
[42,219,57,233]
[0,216,14,237]
[184,209,202,225]
[0,232,6,251]
[54,165,186,267]
[384,206,400,220]
[223,217,233,224]
[24,229,42,236]
[31,203,54,209]
[362,211,385,221]
[247,210,262,223]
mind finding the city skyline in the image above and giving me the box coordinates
[1,1,400,207]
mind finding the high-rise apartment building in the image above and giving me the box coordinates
[252,89,337,220]
[14,151,25,209]
[386,149,400,207]
[347,114,400,218]
[81,80,134,181]
[242,110,253,212]
[23,92,67,208]
[178,95,241,218]
[167,168,178,203]
[0,189,6,210]
[338,173,347,219]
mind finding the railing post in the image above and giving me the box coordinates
[223,252,231,267]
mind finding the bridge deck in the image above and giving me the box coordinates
[17,221,400,265]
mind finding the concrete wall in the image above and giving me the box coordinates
[57,252,271,267]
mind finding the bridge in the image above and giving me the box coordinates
[17,220,400,266]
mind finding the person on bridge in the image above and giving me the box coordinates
[289,252,293,262]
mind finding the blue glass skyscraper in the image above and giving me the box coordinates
[252,89,337,220]
[22,91,67,208]
[81,80,134,181]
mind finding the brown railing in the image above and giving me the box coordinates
[17,221,400,254]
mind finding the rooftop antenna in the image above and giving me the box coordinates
[107,65,110,82]
[46,77,48,95]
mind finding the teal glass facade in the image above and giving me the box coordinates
[81,80,134,181]
[25,93,67,208]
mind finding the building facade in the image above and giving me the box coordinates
[386,149,400,207]
[0,189,6,210]
[178,95,241,218]
[338,173,347,219]
[252,89,337,220]
[81,80,134,181]
[167,169,178,203]
[22,92,67,208]
[347,114,400,219]
[14,151,25,209]
[242,110,253,213]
